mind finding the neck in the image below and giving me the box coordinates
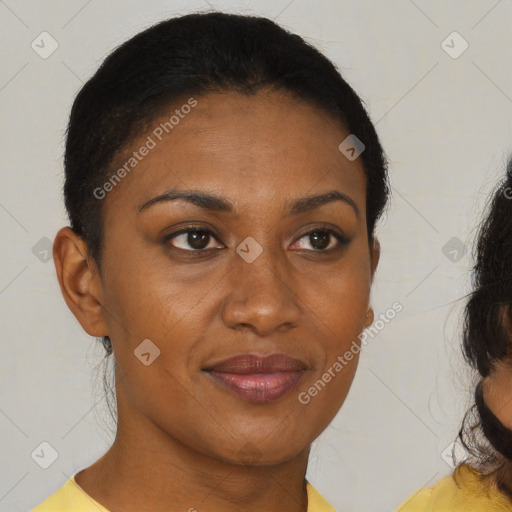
[75,390,310,512]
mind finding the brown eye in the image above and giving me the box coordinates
[186,230,210,249]
[291,228,349,252]
[309,230,330,250]
[163,228,223,251]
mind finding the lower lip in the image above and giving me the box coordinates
[206,371,305,403]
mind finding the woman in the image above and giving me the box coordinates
[397,160,512,511]
[32,12,389,511]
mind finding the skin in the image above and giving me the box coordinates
[482,310,512,427]
[53,89,379,512]
[483,358,512,428]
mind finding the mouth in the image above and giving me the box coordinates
[202,353,308,403]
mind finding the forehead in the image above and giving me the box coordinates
[102,89,367,217]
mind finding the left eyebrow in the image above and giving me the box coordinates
[137,187,359,218]
[286,191,359,218]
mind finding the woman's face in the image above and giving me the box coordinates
[70,89,378,465]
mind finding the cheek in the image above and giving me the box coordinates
[299,248,372,344]
[100,250,222,395]
[296,246,371,398]
[295,273,369,434]
[310,277,367,386]
[102,243,210,337]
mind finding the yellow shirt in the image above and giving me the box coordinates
[30,476,335,512]
[396,464,512,511]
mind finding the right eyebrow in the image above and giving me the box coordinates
[138,189,233,214]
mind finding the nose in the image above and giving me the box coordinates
[221,244,302,337]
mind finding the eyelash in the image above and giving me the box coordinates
[161,225,350,253]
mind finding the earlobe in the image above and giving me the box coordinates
[364,308,374,327]
[52,227,109,337]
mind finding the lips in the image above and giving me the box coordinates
[203,354,308,403]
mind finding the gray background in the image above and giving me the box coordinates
[1,0,511,511]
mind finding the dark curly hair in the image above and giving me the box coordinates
[457,157,512,498]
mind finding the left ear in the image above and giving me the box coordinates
[364,238,380,328]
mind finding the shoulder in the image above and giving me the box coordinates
[395,464,512,512]
[30,475,109,512]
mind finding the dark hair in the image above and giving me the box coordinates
[458,158,512,498]
[62,12,389,413]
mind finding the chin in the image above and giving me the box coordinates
[205,435,309,467]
